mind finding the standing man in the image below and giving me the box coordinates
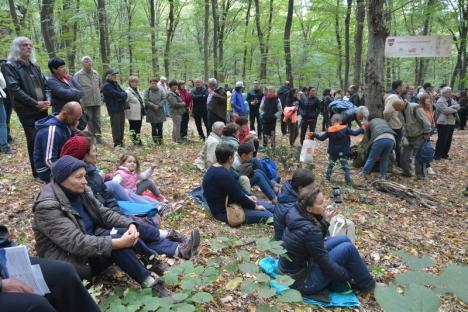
[102,70,127,147]
[33,101,82,182]
[191,78,209,140]
[207,78,227,129]
[348,85,361,107]
[277,81,291,135]
[46,57,83,113]
[246,80,263,137]
[2,37,50,178]
[299,86,320,145]
[383,80,404,166]
[74,56,103,143]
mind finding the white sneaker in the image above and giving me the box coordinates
[427,167,436,175]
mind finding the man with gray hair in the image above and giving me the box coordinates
[434,86,460,160]
[194,121,225,171]
[207,78,227,129]
[74,56,103,143]
[2,37,50,178]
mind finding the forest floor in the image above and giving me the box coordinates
[0,114,466,312]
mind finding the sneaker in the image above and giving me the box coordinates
[167,230,187,243]
[178,229,201,259]
[151,277,180,303]
[427,167,436,175]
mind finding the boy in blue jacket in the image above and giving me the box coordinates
[312,114,365,185]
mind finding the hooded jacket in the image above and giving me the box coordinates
[32,183,132,279]
[278,206,350,288]
[33,114,72,181]
[314,124,364,156]
[273,180,298,240]
[84,164,120,212]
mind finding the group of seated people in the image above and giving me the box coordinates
[202,142,376,301]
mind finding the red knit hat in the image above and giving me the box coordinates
[60,136,90,160]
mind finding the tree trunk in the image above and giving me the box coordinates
[242,0,252,81]
[217,0,231,83]
[211,0,219,80]
[457,2,467,90]
[60,0,79,73]
[40,0,57,58]
[8,0,21,35]
[365,0,387,117]
[284,0,294,86]
[335,0,343,91]
[353,0,365,88]
[97,0,110,73]
[254,0,267,81]
[344,0,352,89]
[148,0,159,76]
[204,0,210,81]
[264,0,274,80]
[164,0,175,78]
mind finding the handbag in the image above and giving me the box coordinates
[225,196,245,227]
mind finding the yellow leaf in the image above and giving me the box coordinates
[226,277,243,290]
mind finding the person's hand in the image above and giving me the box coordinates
[37,101,50,111]
[255,205,266,211]
[119,229,139,248]
[151,162,159,170]
[127,224,140,242]
[248,195,257,201]
[1,278,34,294]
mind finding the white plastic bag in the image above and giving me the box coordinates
[328,214,356,244]
[300,139,317,163]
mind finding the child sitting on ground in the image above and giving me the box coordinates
[113,154,167,202]
[312,114,365,185]
[260,86,282,148]
[235,116,259,157]
[273,168,315,240]
[237,144,278,203]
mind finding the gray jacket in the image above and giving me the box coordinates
[74,68,102,107]
[144,87,166,124]
[32,183,132,279]
[167,90,186,116]
[435,96,459,125]
[400,102,431,138]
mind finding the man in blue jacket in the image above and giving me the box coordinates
[46,57,84,113]
[33,101,82,182]
[102,69,127,147]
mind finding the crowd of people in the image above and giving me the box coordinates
[0,35,467,311]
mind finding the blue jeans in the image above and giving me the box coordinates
[96,228,150,284]
[137,221,178,257]
[215,201,274,224]
[105,181,163,208]
[250,169,276,200]
[0,100,7,147]
[362,138,395,177]
[302,236,375,294]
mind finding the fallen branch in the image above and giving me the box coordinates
[370,179,439,209]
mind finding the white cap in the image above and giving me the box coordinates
[160,76,167,81]
[236,81,244,88]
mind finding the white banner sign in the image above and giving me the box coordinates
[385,35,452,58]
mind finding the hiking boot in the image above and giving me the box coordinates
[151,277,180,303]
[178,229,201,259]
[167,230,187,243]
[152,258,170,276]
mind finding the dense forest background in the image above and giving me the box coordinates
[0,0,466,91]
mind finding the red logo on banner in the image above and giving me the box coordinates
[388,38,395,46]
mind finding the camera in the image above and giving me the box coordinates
[332,186,342,204]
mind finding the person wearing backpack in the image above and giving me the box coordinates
[399,99,432,179]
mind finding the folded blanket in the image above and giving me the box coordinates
[259,257,360,308]
[188,186,209,210]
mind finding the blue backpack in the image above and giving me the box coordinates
[416,141,435,163]
[259,157,280,183]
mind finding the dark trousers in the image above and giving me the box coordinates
[301,236,375,294]
[392,127,403,166]
[214,201,274,224]
[17,111,48,177]
[435,124,454,159]
[249,108,262,137]
[207,110,225,131]
[262,118,277,147]
[287,120,298,146]
[151,122,163,144]
[280,113,287,135]
[83,106,102,137]
[109,111,125,147]
[300,118,317,145]
[0,257,100,312]
[128,119,142,144]
[193,108,209,139]
[180,111,190,138]
[136,178,161,197]
[459,108,467,130]
[136,221,179,257]
[322,112,330,131]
